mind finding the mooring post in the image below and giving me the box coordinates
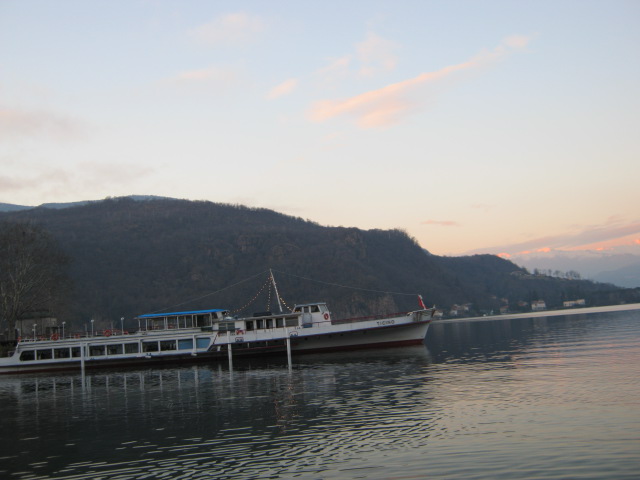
[286,330,292,371]
[227,331,233,371]
[80,342,86,390]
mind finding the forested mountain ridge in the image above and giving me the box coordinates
[0,197,635,329]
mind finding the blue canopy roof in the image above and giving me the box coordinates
[137,308,227,319]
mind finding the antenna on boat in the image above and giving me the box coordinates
[270,269,284,313]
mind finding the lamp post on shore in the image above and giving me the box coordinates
[91,319,94,337]
[120,317,124,335]
[62,321,66,339]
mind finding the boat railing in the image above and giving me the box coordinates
[18,329,133,342]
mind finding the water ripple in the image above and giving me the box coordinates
[1,311,639,479]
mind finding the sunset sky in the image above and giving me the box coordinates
[1,1,639,256]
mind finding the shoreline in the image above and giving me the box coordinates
[438,303,640,323]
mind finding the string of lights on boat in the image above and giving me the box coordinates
[145,269,422,318]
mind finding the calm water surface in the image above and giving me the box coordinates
[1,310,639,479]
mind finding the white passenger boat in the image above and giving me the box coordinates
[0,274,434,375]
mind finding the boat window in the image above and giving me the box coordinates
[167,316,178,329]
[311,305,320,313]
[218,321,235,332]
[245,320,254,331]
[256,319,264,330]
[89,345,105,356]
[20,350,35,361]
[142,341,159,352]
[124,343,139,354]
[107,344,123,355]
[276,318,284,328]
[178,339,193,350]
[37,349,53,360]
[196,338,209,349]
[71,347,81,358]
[293,307,301,313]
[54,348,70,359]
[195,314,208,327]
[152,319,164,330]
[285,318,299,327]
[160,340,176,351]
[265,318,273,329]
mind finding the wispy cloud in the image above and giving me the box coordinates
[166,66,241,90]
[266,78,298,99]
[308,35,533,128]
[468,219,640,255]
[356,32,398,76]
[471,203,495,212]
[0,106,86,140]
[0,162,154,199]
[189,12,265,47]
[422,219,460,227]
[316,55,352,77]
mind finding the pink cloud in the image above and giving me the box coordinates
[316,56,352,76]
[189,12,265,47]
[165,66,241,91]
[0,163,154,199]
[0,106,85,140]
[308,35,533,128]
[356,32,398,76]
[266,78,298,99]
[467,220,640,256]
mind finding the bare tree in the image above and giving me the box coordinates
[0,221,70,341]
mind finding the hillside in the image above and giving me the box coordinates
[1,197,634,329]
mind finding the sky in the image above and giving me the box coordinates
[1,0,639,257]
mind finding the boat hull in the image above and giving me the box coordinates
[291,321,430,353]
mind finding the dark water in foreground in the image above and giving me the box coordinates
[1,310,639,479]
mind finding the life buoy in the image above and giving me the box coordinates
[74,333,81,339]
[51,333,59,341]
[235,329,245,335]
[103,329,112,337]
[323,313,329,320]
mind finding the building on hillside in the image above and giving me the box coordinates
[531,300,547,311]
[563,299,586,308]
[449,303,471,317]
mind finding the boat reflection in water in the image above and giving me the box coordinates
[2,309,639,480]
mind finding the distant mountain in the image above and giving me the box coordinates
[511,249,640,288]
[1,197,636,327]
[0,202,32,212]
[0,195,172,212]
[593,263,640,288]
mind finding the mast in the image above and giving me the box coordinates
[270,269,283,313]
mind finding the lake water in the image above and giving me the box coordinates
[1,309,639,479]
